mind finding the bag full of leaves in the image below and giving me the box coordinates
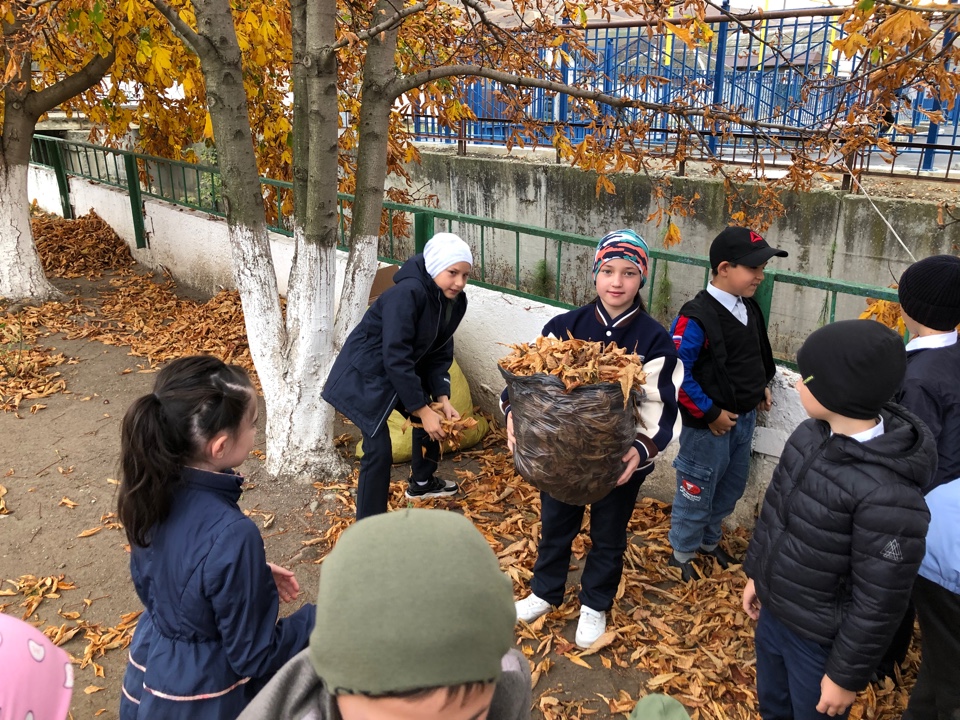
[498,336,646,505]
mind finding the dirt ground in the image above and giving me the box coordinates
[0,214,920,720]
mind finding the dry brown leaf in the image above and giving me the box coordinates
[59,497,78,509]
[77,527,103,538]
[84,686,104,695]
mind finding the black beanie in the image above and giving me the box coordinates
[898,255,960,331]
[796,320,906,420]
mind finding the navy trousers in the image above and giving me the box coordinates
[903,576,960,720]
[530,467,649,612]
[355,407,439,521]
[756,609,850,720]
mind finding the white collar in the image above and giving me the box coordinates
[905,330,958,353]
[706,283,743,310]
[848,417,885,443]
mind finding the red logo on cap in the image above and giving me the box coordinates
[750,231,764,244]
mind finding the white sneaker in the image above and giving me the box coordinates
[575,605,607,649]
[515,593,552,623]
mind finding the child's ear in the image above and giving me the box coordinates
[207,432,230,460]
[715,261,730,276]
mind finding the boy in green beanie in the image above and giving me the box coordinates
[238,509,530,720]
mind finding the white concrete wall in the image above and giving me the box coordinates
[28,164,809,527]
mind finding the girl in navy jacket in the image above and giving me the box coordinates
[322,233,473,519]
[118,356,314,720]
[503,230,682,649]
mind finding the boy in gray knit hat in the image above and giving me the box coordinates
[238,509,530,720]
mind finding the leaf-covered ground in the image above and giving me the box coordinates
[0,212,918,719]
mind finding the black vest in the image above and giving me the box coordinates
[678,290,776,427]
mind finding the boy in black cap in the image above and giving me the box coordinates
[667,227,787,581]
[895,255,960,720]
[743,319,935,720]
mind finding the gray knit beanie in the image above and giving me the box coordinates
[309,509,516,695]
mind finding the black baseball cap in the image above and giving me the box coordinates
[709,227,788,271]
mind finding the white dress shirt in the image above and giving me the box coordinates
[707,283,748,325]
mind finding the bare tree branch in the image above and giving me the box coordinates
[390,63,832,134]
[332,1,428,49]
[26,45,115,117]
[147,0,205,53]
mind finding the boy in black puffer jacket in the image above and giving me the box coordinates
[743,320,935,720]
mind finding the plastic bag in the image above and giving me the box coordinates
[500,366,642,505]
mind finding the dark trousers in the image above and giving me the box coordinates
[756,609,849,720]
[530,468,648,612]
[904,576,960,720]
[355,409,439,521]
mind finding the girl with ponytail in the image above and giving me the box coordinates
[118,356,314,720]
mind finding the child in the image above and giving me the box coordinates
[895,255,960,720]
[667,227,786,581]
[322,233,472,519]
[236,509,530,720]
[0,612,73,719]
[504,230,682,649]
[742,320,935,720]
[118,356,314,720]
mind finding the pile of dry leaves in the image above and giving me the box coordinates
[499,335,646,405]
[32,209,135,280]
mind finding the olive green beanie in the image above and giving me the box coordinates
[309,509,517,695]
[630,694,690,719]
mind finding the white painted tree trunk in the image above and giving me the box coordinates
[333,232,380,350]
[0,165,61,303]
[225,221,347,481]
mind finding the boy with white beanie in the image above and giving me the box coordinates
[323,233,473,519]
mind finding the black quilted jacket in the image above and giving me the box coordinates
[743,403,935,691]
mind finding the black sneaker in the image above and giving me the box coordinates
[668,555,702,583]
[405,477,458,499]
[699,545,740,570]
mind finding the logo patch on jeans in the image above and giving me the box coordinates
[680,478,702,501]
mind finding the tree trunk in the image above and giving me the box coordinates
[168,0,346,482]
[332,0,400,350]
[0,160,60,304]
[0,15,113,305]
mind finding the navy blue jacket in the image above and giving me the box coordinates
[120,467,314,720]
[501,298,683,469]
[322,254,467,437]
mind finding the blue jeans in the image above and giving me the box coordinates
[668,410,756,553]
[756,609,848,720]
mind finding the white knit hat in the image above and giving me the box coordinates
[423,233,473,278]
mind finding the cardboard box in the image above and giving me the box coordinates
[368,264,400,303]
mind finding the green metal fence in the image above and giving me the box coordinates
[30,134,900,362]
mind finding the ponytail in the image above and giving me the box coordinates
[118,356,254,547]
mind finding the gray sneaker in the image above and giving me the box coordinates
[405,477,458,499]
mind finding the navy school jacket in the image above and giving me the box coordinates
[120,467,314,720]
[321,254,467,437]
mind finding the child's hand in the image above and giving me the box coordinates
[506,413,516,453]
[817,675,856,716]
[616,447,641,485]
[267,563,300,603]
[437,395,460,421]
[742,578,761,620]
[757,387,773,413]
[415,406,446,441]
[708,410,738,436]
